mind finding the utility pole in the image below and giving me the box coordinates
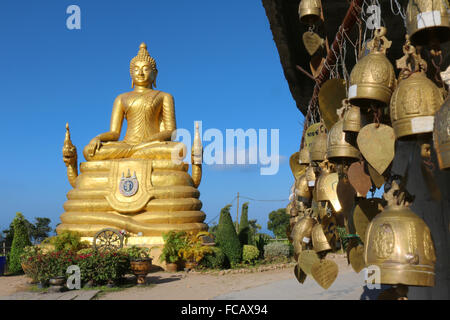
[236,192,239,233]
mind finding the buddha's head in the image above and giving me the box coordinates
[130,42,158,89]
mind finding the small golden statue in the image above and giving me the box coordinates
[59,43,206,247]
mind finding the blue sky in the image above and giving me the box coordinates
[0,0,304,236]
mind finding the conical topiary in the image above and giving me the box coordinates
[238,202,251,246]
[216,204,242,266]
[8,212,32,274]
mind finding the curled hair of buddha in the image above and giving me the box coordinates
[130,42,157,88]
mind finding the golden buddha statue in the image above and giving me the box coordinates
[58,43,206,246]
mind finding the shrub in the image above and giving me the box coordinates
[43,231,90,252]
[242,245,259,264]
[263,242,291,262]
[199,246,226,269]
[23,248,130,286]
[238,202,251,246]
[178,232,213,263]
[125,246,154,261]
[20,246,42,281]
[34,250,78,283]
[160,231,187,264]
[216,205,242,266]
[8,213,32,274]
[75,250,129,285]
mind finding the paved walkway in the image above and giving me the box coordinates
[0,290,100,300]
[214,269,365,300]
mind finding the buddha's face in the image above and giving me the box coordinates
[132,60,155,87]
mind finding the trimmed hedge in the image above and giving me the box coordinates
[238,202,251,246]
[215,205,242,266]
[8,213,32,274]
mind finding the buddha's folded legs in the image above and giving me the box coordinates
[83,141,186,161]
[83,141,134,161]
[131,141,186,160]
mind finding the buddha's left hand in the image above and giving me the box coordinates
[87,138,102,157]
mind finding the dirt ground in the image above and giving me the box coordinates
[0,254,358,300]
[0,275,32,297]
[101,254,355,300]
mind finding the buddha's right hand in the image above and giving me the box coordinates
[87,138,102,157]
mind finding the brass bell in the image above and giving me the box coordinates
[327,119,360,163]
[310,124,328,161]
[292,215,316,256]
[348,28,396,108]
[305,164,316,188]
[433,97,450,170]
[311,223,332,253]
[321,214,338,250]
[317,201,329,220]
[295,173,312,201]
[290,152,306,179]
[314,163,331,202]
[364,183,436,287]
[286,201,294,216]
[298,0,322,26]
[390,40,444,140]
[290,205,299,217]
[343,104,362,133]
[406,0,450,47]
[299,147,311,165]
[314,162,342,212]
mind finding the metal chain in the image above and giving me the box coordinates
[390,0,407,29]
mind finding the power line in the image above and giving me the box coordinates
[205,195,237,224]
[205,194,288,225]
[239,195,289,202]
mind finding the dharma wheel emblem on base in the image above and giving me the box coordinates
[119,170,139,197]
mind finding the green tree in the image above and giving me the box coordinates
[267,208,290,239]
[8,212,32,274]
[248,219,262,244]
[216,205,242,266]
[2,216,33,247]
[3,217,51,245]
[238,202,250,246]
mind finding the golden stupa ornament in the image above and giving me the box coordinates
[326,102,360,164]
[406,0,450,47]
[348,27,396,108]
[298,0,322,26]
[364,182,436,287]
[390,37,444,140]
[433,97,450,170]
